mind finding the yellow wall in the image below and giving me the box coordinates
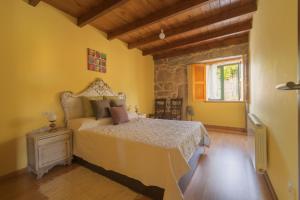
[0,0,154,176]
[249,0,298,199]
[187,66,246,128]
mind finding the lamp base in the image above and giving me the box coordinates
[49,121,57,132]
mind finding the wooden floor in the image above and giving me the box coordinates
[184,132,273,200]
[0,131,272,200]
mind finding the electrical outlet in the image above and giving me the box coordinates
[288,181,295,200]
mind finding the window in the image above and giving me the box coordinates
[192,59,243,102]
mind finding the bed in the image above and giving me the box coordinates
[61,79,210,200]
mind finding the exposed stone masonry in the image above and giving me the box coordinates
[154,43,249,119]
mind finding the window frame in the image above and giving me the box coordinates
[207,62,242,102]
[191,58,245,103]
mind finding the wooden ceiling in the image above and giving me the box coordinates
[29,0,257,59]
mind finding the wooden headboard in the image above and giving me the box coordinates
[61,78,125,124]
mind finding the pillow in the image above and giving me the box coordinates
[68,117,112,130]
[65,96,85,119]
[90,99,111,119]
[127,111,138,120]
[96,117,113,125]
[110,99,125,107]
[110,106,129,125]
[88,96,104,101]
[104,95,126,107]
[68,117,98,130]
[81,96,103,117]
[103,96,119,101]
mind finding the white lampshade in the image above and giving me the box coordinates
[159,29,165,40]
[43,112,57,121]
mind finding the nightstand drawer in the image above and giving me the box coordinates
[38,140,70,168]
[38,134,69,146]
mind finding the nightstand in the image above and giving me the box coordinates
[26,127,73,179]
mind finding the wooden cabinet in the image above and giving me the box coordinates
[26,128,73,179]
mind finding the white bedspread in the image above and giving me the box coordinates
[69,117,209,200]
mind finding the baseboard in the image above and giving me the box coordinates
[0,168,27,181]
[204,124,246,134]
[263,172,278,200]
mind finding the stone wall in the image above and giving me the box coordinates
[154,43,249,119]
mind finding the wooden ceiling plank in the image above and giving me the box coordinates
[143,19,252,55]
[153,33,249,60]
[78,0,130,27]
[107,0,210,40]
[128,1,256,49]
[28,0,41,7]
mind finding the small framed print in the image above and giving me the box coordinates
[87,48,107,73]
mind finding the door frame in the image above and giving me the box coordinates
[297,0,300,200]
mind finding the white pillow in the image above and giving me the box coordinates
[127,111,139,120]
[68,117,112,130]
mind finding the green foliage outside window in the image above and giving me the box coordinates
[224,64,238,80]
[216,63,240,100]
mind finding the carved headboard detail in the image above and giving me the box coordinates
[61,78,125,124]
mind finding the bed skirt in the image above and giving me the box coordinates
[73,146,204,200]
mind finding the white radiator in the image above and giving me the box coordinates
[247,113,267,173]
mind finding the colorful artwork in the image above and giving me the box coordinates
[87,48,107,73]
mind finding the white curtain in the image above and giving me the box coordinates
[206,64,220,100]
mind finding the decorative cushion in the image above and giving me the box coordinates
[110,99,126,107]
[81,96,103,117]
[103,96,119,101]
[110,106,129,125]
[88,96,104,101]
[90,99,111,119]
[127,111,139,120]
[104,95,126,107]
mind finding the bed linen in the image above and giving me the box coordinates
[68,117,209,200]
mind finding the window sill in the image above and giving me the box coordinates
[204,100,245,103]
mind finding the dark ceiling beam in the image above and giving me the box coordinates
[28,0,41,7]
[129,1,257,49]
[78,0,130,27]
[143,20,252,56]
[153,33,249,60]
[107,0,210,40]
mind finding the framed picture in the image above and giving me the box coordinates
[87,48,107,73]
